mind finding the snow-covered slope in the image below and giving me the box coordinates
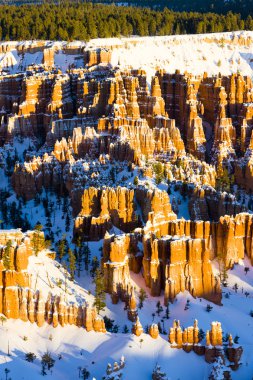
[0,259,253,379]
[92,31,253,80]
[1,31,253,81]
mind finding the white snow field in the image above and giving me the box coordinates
[0,31,253,80]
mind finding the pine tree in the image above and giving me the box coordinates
[76,236,83,277]
[68,248,76,281]
[198,328,205,341]
[103,316,115,332]
[93,268,106,314]
[58,235,66,262]
[65,213,70,232]
[25,352,36,362]
[6,151,13,176]
[62,261,68,294]
[153,162,164,184]
[4,368,10,380]
[31,224,46,256]
[133,176,139,186]
[206,304,213,312]
[112,324,119,333]
[41,351,55,372]
[165,304,170,319]
[122,324,129,333]
[90,256,99,278]
[138,288,147,309]
[221,264,228,286]
[0,315,7,326]
[3,240,12,270]
[81,368,90,380]
[156,301,163,316]
[83,242,91,271]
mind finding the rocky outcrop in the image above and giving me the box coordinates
[149,324,159,339]
[235,131,253,191]
[169,319,200,351]
[189,186,246,221]
[168,320,242,369]
[74,187,176,241]
[211,118,236,168]
[103,212,253,303]
[43,48,54,68]
[74,187,139,240]
[142,233,221,303]
[84,48,111,67]
[132,316,143,336]
[109,117,185,164]
[0,229,104,332]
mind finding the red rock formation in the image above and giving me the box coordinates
[149,324,159,339]
[0,229,104,332]
[84,48,111,67]
[132,316,143,336]
[169,319,199,351]
[43,48,54,68]
[168,319,242,369]
[142,233,221,302]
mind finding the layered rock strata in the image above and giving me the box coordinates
[102,212,253,303]
[0,229,105,332]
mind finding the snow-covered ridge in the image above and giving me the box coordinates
[1,30,253,79]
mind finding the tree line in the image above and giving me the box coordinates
[0,1,252,19]
[92,0,252,19]
[0,2,252,41]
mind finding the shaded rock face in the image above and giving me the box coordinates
[0,66,252,151]
[0,229,103,332]
[109,117,185,164]
[103,231,221,304]
[235,131,253,191]
[73,186,139,241]
[189,186,246,221]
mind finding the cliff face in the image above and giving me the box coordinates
[102,231,220,304]
[102,212,253,303]
[83,48,111,68]
[151,213,253,267]
[74,186,176,241]
[143,234,221,303]
[9,66,253,203]
[0,229,105,332]
[74,186,139,240]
